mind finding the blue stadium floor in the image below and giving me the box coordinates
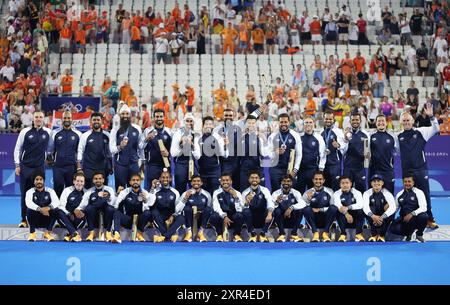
[0,196,449,285]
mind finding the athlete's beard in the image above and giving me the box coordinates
[93,123,101,130]
[155,119,164,127]
[120,117,131,128]
[63,121,71,128]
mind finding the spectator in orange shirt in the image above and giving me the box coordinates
[213,98,225,121]
[120,81,132,101]
[131,23,142,53]
[132,11,142,28]
[265,24,276,54]
[340,52,354,83]
[74,24,86,54]
[126,90,138,107]
[172,83,181,107]
[213,82,229,103]
[185,84,195,112]
[61,69,73,97]
[238,23,249,54]
[252,25,265,54]
[59,23,72,53]
[97,11,110,43]
[83,79,94,96]
[101,76,112,94]
[141,104,151,129]
[221,22,238,54]
[305,90,317,117]
[171,3,182,23]
[310,16,322,45]
[353,51,366,74]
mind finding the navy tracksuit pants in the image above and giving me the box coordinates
[151,208,185,239]
[209,211,244,236]
[343,167,367,193]
[296,166,317,193]
[53,165,77,197]
[174,161,198,195]
[183,205,212,229]
[242,208,272,234]
[27,208,77,235]
[389,212,428,237]
[113,210,151,233]
[303,205,338,233]
[336,209,364,235]
[84,203,115,232]
[114,161,140,191]
[324,164,342,191]
[273,206,303,236]
[366,214,394,237]
[20,164,44,221]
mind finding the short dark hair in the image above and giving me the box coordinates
[129,173,142,181]
[153,108,165,116]
[281,174,293,182]
[313,171,325,179]
[246,115,257,121]
[91,112,103,120]
[92,171,105,179]
[221,172,233,180]
[376,114,387,121]
[278,113,290,120]
[73,172,85,180]
[248,170,260,178]
[191,174,202,181]
[340,175,352,183]
[141,104,147,109]
[33,170,45,181]
[403,173,415,180]
[202,116,214,125]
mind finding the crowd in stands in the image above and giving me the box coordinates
[0,0,449,134]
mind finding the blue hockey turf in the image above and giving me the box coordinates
[1,196,449,285]
[0,241,449,285]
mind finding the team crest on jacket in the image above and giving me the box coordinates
[157,195,162,199]
[70,197,75,201]
[103,139,108,143]
[132,132,137,137]
[28,135,34,139]
[88,139,94,143]
[372,137,377,141]
[202,198,206,202]
[42,134,47,139]
[399,137,404,141]
[57,136,63,140]
[288,139,293,143]
[169,195,174,200]
[44,195,49,200]
[33,196,37,201]
[386,139,391,143]
[163,135,168,140]
[71,136,76,140]
[411,196,415,201]
[312,141,316,146]
[291,198,295,203]
[91,196,97,201]
[413,134,417,139]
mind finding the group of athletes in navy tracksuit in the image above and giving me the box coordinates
[14,103,440,242]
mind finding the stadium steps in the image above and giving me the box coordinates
[1,225,449,242]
